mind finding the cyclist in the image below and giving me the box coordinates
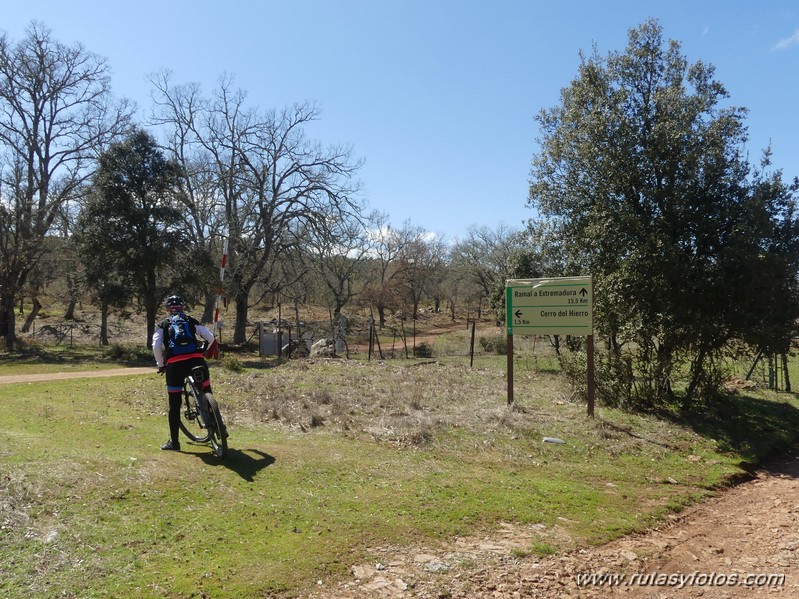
[152,294,216,451]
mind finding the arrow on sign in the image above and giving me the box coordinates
[579,288,588,297]
[515,310,523,318]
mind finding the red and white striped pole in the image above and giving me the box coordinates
[206,237,228,359]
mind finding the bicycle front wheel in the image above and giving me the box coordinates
[205,392,228,458]
[179,383,211,443]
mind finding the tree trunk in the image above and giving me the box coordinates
[294,300,302,340]
[233,289,250,344]
[655,342,675,401]
[146,305,157,350]
[63,299,77,320]
[100,299,109,346]
[21,297,42,333]
[202,289,216,324]
[145,276,159,349]
[376,303,387,328]
[551,334,561,357]
[782,352,791,393]
[1,294,17,351]
[684,346,707,406]
[64,271,80,320]
[332,299,345,329]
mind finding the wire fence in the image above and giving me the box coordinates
[19,315,797,394]
[341,326,797,393]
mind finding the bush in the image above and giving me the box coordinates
[479,336,508,355]
[413,342,433,358]
[595,350,634,408]
[106,344,152,365]
[221,355,244,372]
[559,348,634,408]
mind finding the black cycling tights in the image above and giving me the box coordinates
[164,357,213,445]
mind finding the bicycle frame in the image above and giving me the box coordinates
[187,367,212,424]
[179,367,212,444]
[179,364,227,457]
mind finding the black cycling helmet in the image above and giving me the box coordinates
[165,294,185,311]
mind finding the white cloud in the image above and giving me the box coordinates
[702,26,709,36]
[773,29,799,51]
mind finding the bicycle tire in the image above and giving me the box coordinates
[205,392,228,458]
[179,381,211,443]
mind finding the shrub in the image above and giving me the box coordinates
[413,342,433,358]
[106,344,152,365]
[595,350,634,408]
[479,336,508,355]
[221,355,244,372]
[559,348,634,408]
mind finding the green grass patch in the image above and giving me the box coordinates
[0,343,152,374]
[2,353,799,597]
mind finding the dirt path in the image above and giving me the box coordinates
[316,448,799,598]
[0,367,153,385]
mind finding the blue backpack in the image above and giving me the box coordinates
[167,313,198,356]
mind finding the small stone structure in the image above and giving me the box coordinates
[310,338,335,358]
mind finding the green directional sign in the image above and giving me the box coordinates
[506,276,592,336]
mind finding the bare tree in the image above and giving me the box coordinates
[450,224,524,308]
[0,22,132,349]
[396,233,447,319]
[152,72,364,344]
[234,100,363,343]
[302,210,375,331]
[421,235,449,314]
[149,70,223,322]
[439,256,484,321]
[362,216,424,327]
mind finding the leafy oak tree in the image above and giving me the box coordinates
[74,129,199,347]
[528,20,799,405]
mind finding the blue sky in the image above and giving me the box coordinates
[3,1,798,241]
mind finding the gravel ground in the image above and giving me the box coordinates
[310,447,799,598]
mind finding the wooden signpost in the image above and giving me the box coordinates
[505,276,594,416]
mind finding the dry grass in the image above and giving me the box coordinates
[0,471,36,533]
[212,355,570,457]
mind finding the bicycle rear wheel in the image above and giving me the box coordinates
[205,392,228,458]
[179,382,211,443]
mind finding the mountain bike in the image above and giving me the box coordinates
[178,365,228,458]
